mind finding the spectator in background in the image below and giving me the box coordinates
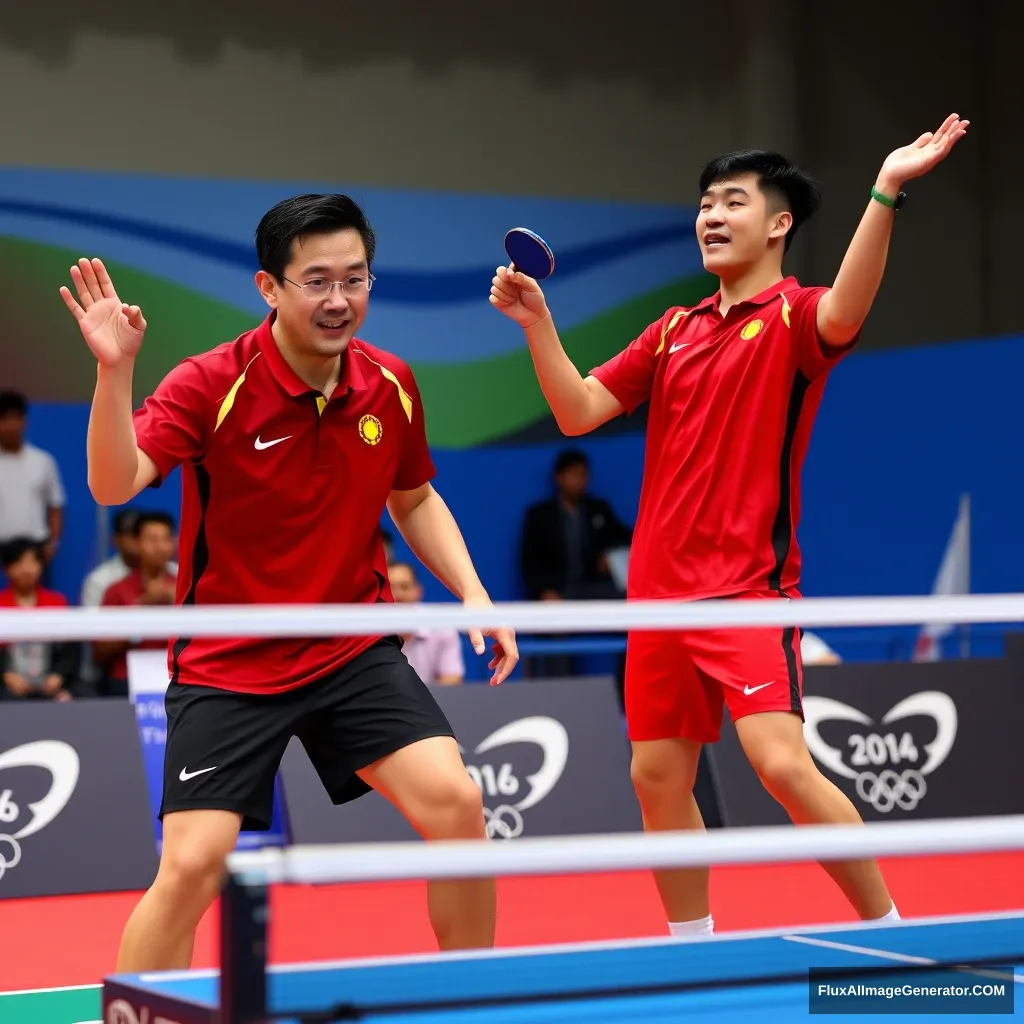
[801,630,841,665]
[81,508,179,607]
[520,449,633,603]
[520,449,633,683]
[389,560,465,685]
[81,508,141,607]
[0,391,65,567]
[94,511,178,697]
[0,538,79,701]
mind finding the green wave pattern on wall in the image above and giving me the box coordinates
[416,275,714,447]
[0,236,712,447]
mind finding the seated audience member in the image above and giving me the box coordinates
[801,630,842,665]
[0,538,79,701]
[388,560,465,685]
[520,448,633,602]
[81,508,179,606]
[94,511,178,697]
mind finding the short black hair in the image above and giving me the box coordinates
[255,194,376,281]
[698,150,821,251]
[133,510,175,537]
[554,449,588,475]
[0,537,43,569]
[0,391,27,417]
[112,509,139,536]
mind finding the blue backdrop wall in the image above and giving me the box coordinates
[23,329,1024,677]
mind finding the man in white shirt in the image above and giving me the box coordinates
[388,561,465,685]
[81,509,141,607]
[0,392,65,563]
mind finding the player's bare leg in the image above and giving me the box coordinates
[735,711,894,919]
[360,736,495,950]
[116,809,241,972]
[629,738,712,929]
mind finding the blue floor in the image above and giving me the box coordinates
[106,912,1024,1022]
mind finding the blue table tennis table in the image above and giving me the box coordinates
[104,910,1022,1022]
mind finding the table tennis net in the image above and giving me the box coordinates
[218,859,1023,1024]
[237,921,1024,1024]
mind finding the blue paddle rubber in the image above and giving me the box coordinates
[504,227,555,280]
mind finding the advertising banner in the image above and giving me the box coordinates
[0,699,158,898]
[706,660,1024,826]
[281,676,643,844]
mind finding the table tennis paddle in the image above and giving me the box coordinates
[504,227,555,281]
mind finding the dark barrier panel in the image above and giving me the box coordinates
[281,676,644,843]
[706,658,1024,827]
[0,699,159,899]
[128,650,289,852]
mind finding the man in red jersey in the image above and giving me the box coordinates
[490,115,968,936]
[60,194,518,972]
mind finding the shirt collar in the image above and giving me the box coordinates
[692,276,800,315]
[255,312,368,399]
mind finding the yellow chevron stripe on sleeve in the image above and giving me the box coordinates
[654,309,690,355]
[215,353,261,432]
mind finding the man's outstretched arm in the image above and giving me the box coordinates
[388,482,519,685]
[816,113,969,347]
[490,268,625,435]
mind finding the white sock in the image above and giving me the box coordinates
[877,902,900,922]
[668,915,714,938]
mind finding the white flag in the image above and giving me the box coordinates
[913,494,971,661]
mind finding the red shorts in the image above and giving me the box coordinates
[624,590,805,743]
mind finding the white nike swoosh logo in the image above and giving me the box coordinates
[743,682,775,695]
[254,435,292,450]
[179,766,218,781]
[669,343,689,353]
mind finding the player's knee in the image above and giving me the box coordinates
[156,817,236,900]
[629,750,696,804]
[158,839,228,895]
[417,774,485,840]
[750,748,813,802]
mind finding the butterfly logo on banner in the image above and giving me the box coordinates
[0,740,80,881]
[459,716,569,839]
[803,692,958,813]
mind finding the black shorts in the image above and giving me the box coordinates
[160,636,455,831]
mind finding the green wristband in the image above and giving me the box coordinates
[870,186,905,211]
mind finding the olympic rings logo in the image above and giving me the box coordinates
[854,769,928,813]
[0,835,21,882]
[483,805,525,840]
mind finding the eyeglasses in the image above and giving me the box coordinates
[283,274,375,300]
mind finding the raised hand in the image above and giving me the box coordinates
[59,258,147,366]
[879,113,969,190]
[489,265,550,328]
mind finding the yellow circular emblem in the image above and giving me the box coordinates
[740,319,764,340]
[359,414,382,446]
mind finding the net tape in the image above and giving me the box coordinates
[1,592,1023,642]
[225,814,1024,887]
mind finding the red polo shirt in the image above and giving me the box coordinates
[0,588,67,610]
[132,313,435,694]
[100,569,177,680]
[590,277,856,602]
